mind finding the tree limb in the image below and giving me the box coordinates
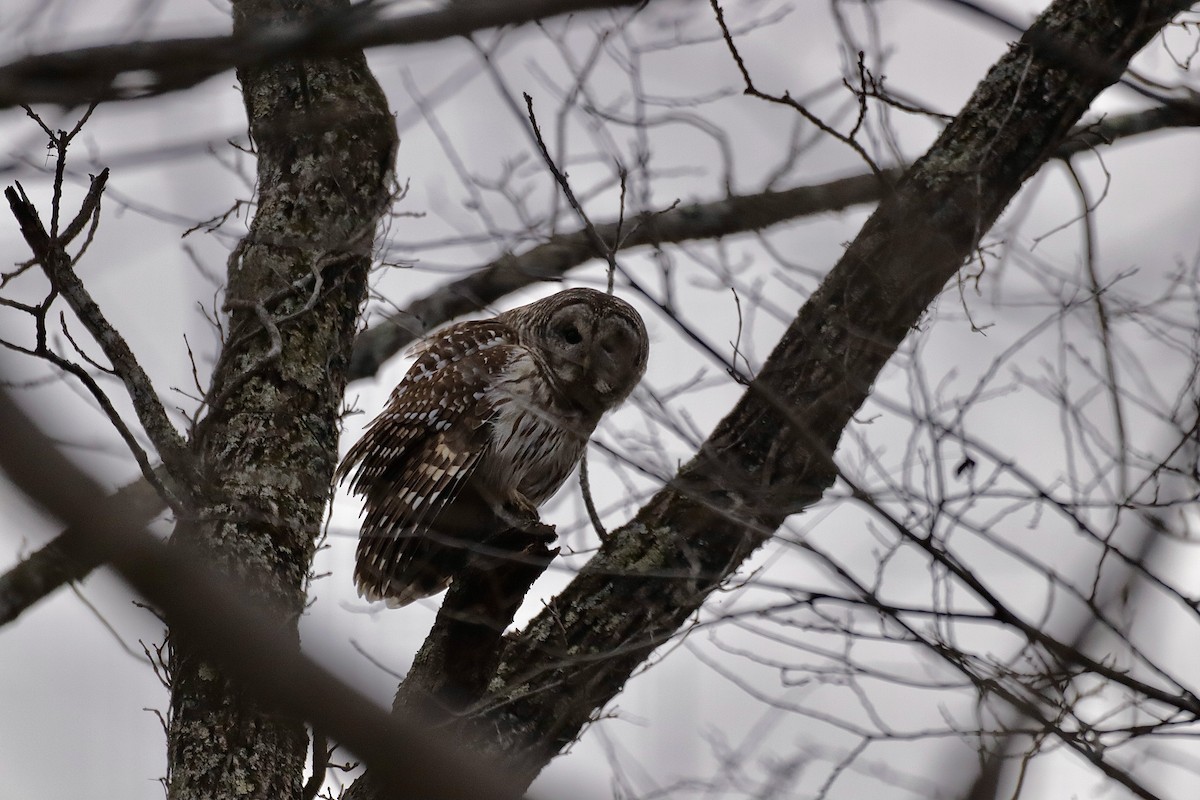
[0,474,164,625]
[393,529,559,718]
[0,0,647,109]
[6,174,195,491]
[0,388,530,800]
[348,103,1200,381]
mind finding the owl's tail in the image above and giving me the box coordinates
[354,527,461,608]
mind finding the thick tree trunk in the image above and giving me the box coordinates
[454,0,1191,789]
[165,1,396,798]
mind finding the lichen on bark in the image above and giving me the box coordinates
[165,1,397,798]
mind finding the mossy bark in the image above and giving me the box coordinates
[165,1,397,798]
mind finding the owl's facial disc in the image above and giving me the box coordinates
[540,301,646,414]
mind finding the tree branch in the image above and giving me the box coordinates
[0,474,165,625]
[341,527,557,800]
[0,0,646,109]
[5,174,195,492]
[397,531,559,711]
[0,388,530,800]
[348,103,1200,381]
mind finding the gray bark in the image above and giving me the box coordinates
[164,1,396,798]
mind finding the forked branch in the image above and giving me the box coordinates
[5,174,194,501]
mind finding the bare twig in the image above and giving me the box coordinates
[523,92,624,271]
[709,0,885,178]
[5,175,194,494]
[577,452,609,542]
[522,92,627,543]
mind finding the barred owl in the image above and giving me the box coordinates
[337,288,649,607]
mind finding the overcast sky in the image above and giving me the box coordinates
[2,0,1199,798]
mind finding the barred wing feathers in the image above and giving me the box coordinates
[336,320,517,605]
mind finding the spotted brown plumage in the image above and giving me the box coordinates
[337,288,649,606]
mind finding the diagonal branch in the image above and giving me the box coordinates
[348,103,1200,381]
[0,388,532,800]
[446,0,1196,788]
[0,473,165,625]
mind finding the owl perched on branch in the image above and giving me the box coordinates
[338,288,649,607]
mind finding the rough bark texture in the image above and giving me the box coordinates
[453,0,1192,787]
[165,1,397,798]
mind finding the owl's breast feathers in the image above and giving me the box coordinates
[479,350,593,506]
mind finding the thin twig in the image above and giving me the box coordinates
[578,453,608,542]
[524,91,625,544]
[709,0,885,179]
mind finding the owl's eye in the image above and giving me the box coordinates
[559,324,583,345]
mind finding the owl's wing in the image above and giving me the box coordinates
[336,319,512,495]
[336,320,520,605]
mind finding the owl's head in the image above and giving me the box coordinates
[504,288,649,416]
